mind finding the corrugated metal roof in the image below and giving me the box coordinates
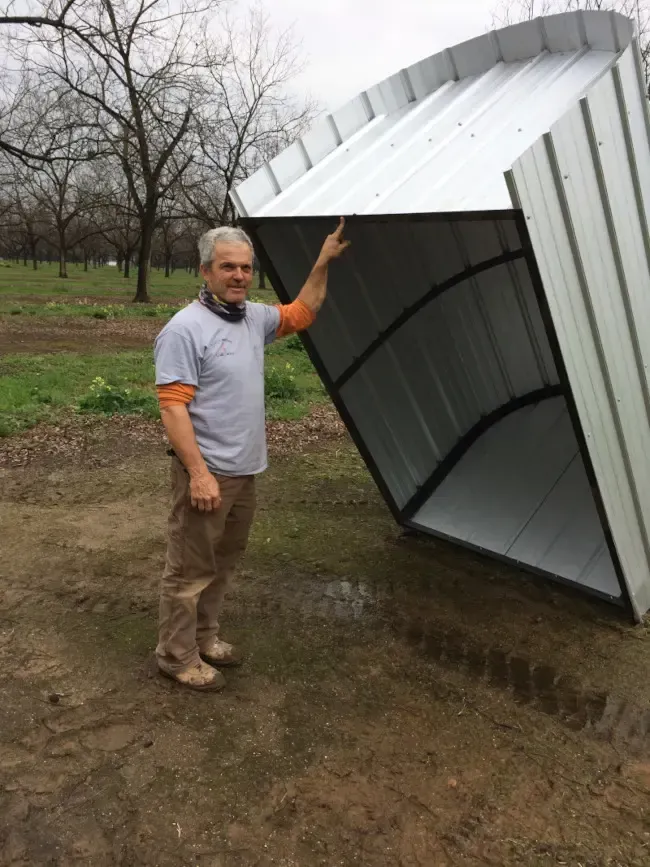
[234,11,634,218]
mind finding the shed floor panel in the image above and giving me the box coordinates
[410,397,620,598]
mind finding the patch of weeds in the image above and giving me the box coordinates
[77,376,158,418]
[0,350,157,435]
[43,300,187,319]
[265,363,300,402]
[0,416,22,437]
[284,333,306,353]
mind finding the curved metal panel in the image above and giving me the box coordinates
[409,397,620,601]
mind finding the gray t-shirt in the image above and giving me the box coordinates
[154,300,281,476]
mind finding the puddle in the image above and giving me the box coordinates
[398,620,650,754]
[256,577,378,621]
[298,579,376,620]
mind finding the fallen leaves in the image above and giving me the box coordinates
[0,403,349,469]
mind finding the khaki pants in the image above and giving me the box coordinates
[156,457,256,674]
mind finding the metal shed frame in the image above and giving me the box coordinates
[234,10,650,621]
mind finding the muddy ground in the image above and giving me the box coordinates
[3,320,650,865]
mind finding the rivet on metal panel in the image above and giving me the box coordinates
[563,175,569,180]
[518,128,522,132]
[458,122,463,126]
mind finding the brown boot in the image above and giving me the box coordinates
[200,638,242,668]
[159,659,226,692]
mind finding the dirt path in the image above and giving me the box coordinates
[0,316,163,354]
[2,421,650,865]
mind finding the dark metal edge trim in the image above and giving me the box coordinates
[241,210,519,228]
[402,519,625,609]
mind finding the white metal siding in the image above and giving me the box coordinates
[509,40,650,618]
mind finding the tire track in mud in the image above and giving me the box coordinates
[25,564,650,761]
[248,576,650,758]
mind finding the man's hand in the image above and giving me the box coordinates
[189,469,221,512]
[317,217,351,265]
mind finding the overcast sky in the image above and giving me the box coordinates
[259,0,500,111]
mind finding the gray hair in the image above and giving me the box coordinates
[198,226,254,267]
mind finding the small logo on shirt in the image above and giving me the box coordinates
[215,338,235,357]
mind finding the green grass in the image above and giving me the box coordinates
[0,300,190,319]
[0,264,325,434]
[0,351,157,436]
[0,260,275,304]
[0,339,327,436]
[0,292,278,320]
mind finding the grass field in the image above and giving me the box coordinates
[0,263,324,436]
[0,260,274,301]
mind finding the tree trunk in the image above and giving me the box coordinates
[123,256,130,279]
[133,217,154,303]
[84,252,89,272]
[59,246,68,278]
[164,251,171,278]
[259,266,266,289]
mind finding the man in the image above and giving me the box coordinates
[154,219,350,691]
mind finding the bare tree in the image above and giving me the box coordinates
[182,5,316,228]
[9,181,45,271]
[492,0,556,24]
[91,168,141,278]
[4,0,222,301]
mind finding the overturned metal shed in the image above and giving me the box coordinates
[233,11,650,621]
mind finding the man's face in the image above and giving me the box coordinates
[200,242,254,304]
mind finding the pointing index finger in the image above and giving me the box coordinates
[334,216,345,237]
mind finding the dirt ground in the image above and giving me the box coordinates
[3,330,650,865]
[0,315,163,354]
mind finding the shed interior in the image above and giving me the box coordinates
[250,213,622,602]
